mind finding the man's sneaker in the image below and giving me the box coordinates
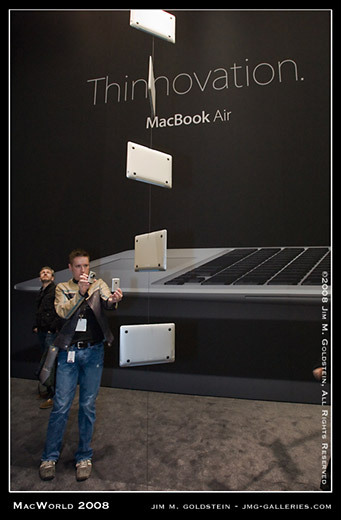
[39,460,56,481]
[76,459,92,481]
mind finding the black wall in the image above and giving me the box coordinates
[10,10,331,402]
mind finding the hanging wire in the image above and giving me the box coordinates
[146,36,155,489]
[146,36,155,326]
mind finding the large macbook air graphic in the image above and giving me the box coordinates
[14,246,331,303]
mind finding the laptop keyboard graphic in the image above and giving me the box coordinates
[164,247,330,286]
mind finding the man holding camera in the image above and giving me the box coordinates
[39,249,123,482]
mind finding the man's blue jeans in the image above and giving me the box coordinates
[41,342,104,463]
[38,331,57,353]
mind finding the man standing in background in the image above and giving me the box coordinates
[33,266,61,409]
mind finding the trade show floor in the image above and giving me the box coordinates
[10,377,329,492]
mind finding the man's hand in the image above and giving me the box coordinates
[313,367,323,381]
[109,288,123,305]
[78,273,90,296]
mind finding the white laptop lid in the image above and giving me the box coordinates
[130,10,176,44]
[148,55,156,118]
[119,323,175,367]
[126,141,172,189]
[134,229,167,271]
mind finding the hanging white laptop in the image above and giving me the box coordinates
[148,55,156,118]
[126,141,172,189]
[119,323,175,367]
[134,229,167,271]
[130,10,176,44]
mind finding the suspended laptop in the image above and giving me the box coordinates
[119,323,175,367]
[126,141,172,189]
[148,55,156,118]
[134,229,167,271]
[130,10,176,44]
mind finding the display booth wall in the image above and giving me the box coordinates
[10,10,331,403]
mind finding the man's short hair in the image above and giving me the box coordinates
[68,249,90,264]
[39,266,55,276]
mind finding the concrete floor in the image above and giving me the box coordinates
[10,377,331,496]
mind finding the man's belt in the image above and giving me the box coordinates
[71,340,99,349]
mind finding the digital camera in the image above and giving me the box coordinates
[88,271,96,283]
